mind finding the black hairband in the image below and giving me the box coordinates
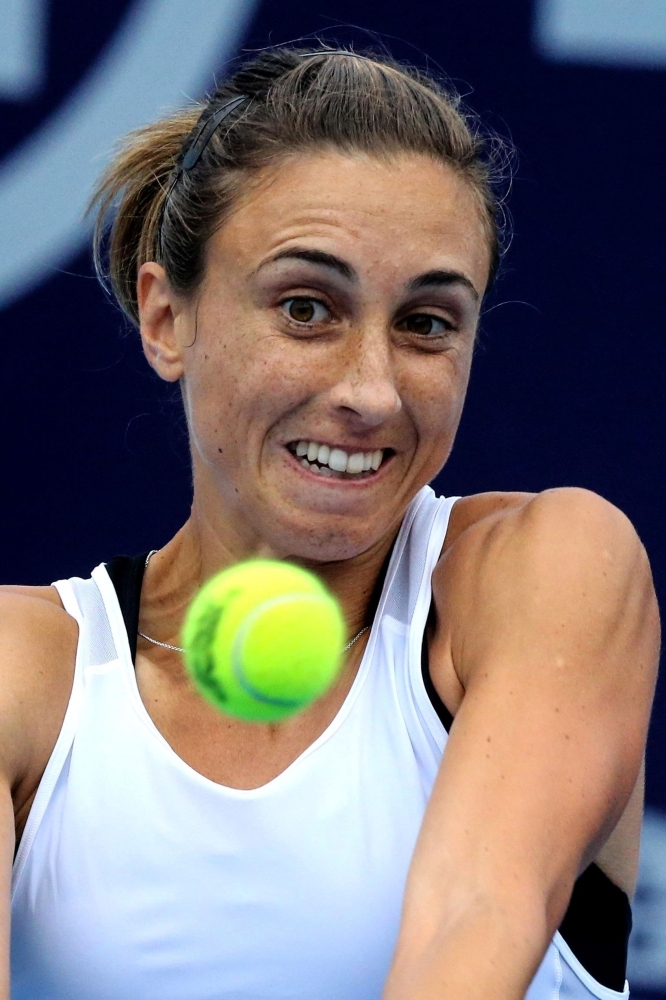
[159,53,353,252]
[172,52,354,181]
[173,52,354,178]
[181,94,249,171]
[159,95,248,256]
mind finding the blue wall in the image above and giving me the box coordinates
[1,0,664,990]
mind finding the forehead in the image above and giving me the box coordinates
[208,150,491,294]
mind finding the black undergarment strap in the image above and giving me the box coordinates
[559,862,632,990]
[105,553,150,665]
[421,633,453,732]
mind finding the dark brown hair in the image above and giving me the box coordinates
[92,46,511,326]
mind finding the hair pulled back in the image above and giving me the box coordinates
[92,46,510,326]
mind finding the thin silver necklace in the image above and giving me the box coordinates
[137,551,370,655]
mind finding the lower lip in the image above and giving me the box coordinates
[283,447,393,486]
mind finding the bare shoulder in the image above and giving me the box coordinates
[434,486,659,697]
[441,486,651,593]
[0,583,65,606]
[430,488,658,895]
[443,489,535,552]
[0,584,76,643]
[0,586,78,794]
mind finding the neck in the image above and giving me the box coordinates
[137,495,401,651]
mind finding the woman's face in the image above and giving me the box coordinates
[141,150,490,562]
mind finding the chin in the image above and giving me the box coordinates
[257,507,390,565]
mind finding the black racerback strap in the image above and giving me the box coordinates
[105,552,150,665]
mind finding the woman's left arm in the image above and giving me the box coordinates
[383,488,659,1000]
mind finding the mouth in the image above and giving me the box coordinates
[285,439,393,481]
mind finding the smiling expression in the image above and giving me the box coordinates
[141,150,491,563]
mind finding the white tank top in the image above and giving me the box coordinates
[11,486,627,1000]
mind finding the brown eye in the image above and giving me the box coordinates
[400,313,449,336]
[282,297,329,324]
[289,298,315,322]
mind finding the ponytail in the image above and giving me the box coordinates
[92,108,201,324]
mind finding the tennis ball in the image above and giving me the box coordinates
[181,559,346,723]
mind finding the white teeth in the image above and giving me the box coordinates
[328,448,348,473]
[347,452,365,475]
[293,440,385,476]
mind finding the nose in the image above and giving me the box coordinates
[327,328,402,428]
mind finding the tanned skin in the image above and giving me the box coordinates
[0,151,658,999]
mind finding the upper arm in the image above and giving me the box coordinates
[0,583,73,993]
[421,489,658,925]
[0,590,77,998]
[0,590,78,790]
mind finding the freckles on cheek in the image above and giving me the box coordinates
[257,345,317,403]
[193,368,237,449]
[415,376,467,445]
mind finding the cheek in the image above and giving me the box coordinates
[405,350,473,438]
[184,330,316,454]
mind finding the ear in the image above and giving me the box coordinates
[137,263,190,382]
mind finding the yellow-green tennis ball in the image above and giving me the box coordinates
[181,560,346,723]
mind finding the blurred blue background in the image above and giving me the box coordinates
[0,0,664,991]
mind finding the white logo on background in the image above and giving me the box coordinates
[535,0,666,67]
[0,0,47,98]
[0,0,258,310]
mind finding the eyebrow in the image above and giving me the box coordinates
[407,269,479,302]
[258,248,479,301]
[258,248,356,282]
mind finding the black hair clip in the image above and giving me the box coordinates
[181,94,249,171]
